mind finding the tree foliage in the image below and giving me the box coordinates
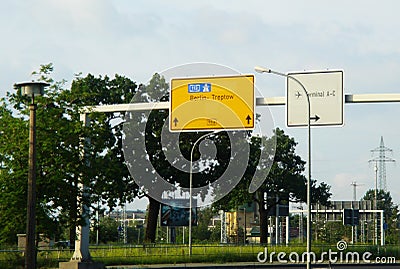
[0,63,139,245]
[215,128,332,244]
[0,64,333,248]
[123,73,242,242]
[362,189,399,244]
[362,189,397,221]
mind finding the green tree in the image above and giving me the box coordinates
[362,189,397,225]
[53,68,139,245]
[90,217,119,244]
[124,73,243,243]
[192,207,213,242]
[215,128,331,244]
[361,189,399,244]
[209,221,221,243]
[322,221,348,244]
[0,101,34,244]
[122,73,170,243]
[0,64,139,246]
[0,63,69,244]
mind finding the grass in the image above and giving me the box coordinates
[90,244,259,266]
[0,244,399,268]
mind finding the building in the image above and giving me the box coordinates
[222,203,260,243]
[106,209,146,227]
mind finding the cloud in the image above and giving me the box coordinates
[2,0,400,208]
[330,172,371,201]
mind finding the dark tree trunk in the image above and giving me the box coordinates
[69,225,76,250]
[69,195,77,250]
[144,196,160,243]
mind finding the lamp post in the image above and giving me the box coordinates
[189,131,219,256]
[254,66,312,269]
[14,81,49,269]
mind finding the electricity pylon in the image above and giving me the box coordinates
[369,136,395,191]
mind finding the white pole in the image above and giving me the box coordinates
[275,197,279,245]
[380,211,384,246]
[255,67,312,269]
[189,132,219,256]
[189,155,192,255]
[374,164,378,245]
[286,216,289,246]
[71,113,91,261]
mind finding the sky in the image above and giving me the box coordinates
[2,0,400,210]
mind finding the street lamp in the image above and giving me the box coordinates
[189,131,219,256]
[254,66,312,269]
[14,81,49,269]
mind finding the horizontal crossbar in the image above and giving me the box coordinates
[81,93,400,114]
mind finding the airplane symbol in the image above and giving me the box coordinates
[295,91,302,99]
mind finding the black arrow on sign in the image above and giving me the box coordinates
[173,117,179,126]
[246,115,252,124]
[310,115,320,122]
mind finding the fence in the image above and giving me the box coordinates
[0,244,399,268]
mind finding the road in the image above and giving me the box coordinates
[106,262,400,269]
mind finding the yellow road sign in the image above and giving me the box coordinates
[170,75,254,132]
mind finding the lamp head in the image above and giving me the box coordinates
[254,66,271,74]
[14,81,50,97]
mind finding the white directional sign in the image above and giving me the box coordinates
[286,70,344,127]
